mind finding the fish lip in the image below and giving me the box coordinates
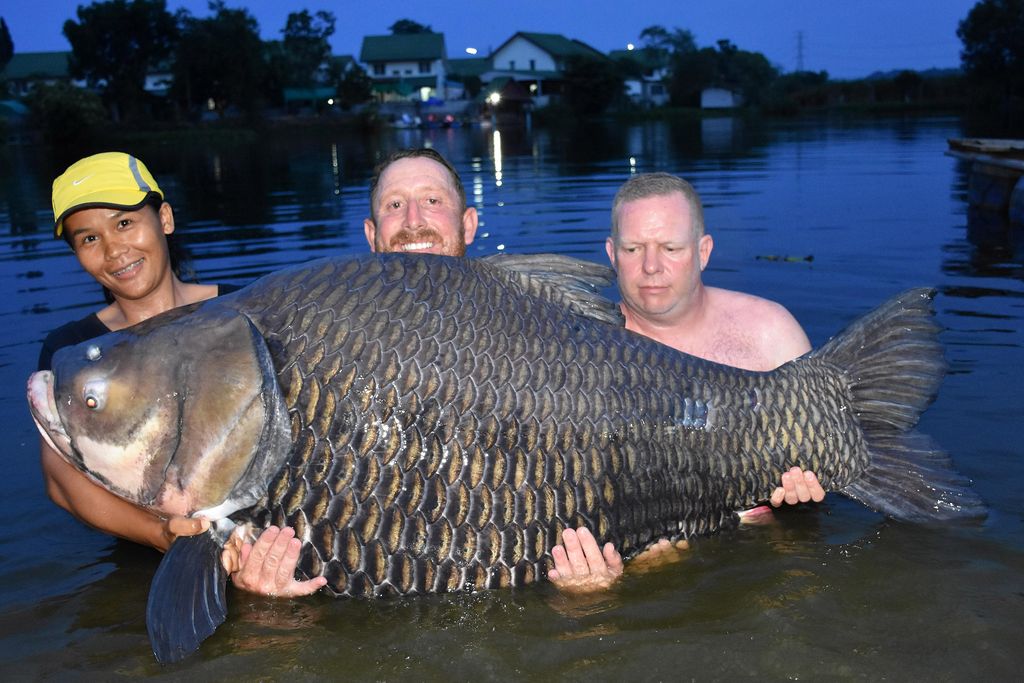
[27,371,73,457]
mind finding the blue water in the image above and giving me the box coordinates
[1,115,1021,679]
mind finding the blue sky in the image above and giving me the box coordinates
[3,0,977,79]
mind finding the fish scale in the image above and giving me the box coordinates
[220,254,860,597]
[29,253,986,662]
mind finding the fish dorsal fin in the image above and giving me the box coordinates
[480,253,624,326]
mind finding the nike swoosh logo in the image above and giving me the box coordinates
[72,176,91,186]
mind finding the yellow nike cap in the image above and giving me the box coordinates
[51,152,163,237]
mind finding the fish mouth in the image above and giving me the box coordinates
[27,371,73,457]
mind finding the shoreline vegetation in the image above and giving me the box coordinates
[2,1,1021,146]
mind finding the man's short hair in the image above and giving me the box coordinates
[610,172,706,239]
[368,148,466,221]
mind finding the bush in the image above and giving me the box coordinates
[26,82,108,145]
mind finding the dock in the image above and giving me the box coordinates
[946,138,1024,227]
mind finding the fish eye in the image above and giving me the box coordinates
[82,379,107,411]
[86,344,102,361]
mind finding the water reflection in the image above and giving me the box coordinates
[1,116,1022,678]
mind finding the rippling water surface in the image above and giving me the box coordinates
[1,115,1021,679]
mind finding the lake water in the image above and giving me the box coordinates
[1,115,1021,679]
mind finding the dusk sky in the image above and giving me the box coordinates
[3,0,977,79]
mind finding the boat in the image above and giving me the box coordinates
[947,138,1024,160]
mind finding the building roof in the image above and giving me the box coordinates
[1,51,71,80]
[446,57,492,78]
[494,32,607,61]
[360,33,446,63]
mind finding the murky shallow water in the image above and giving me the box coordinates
[1,115,1021,679]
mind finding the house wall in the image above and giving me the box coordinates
[492,39,557,72]
[701,88,741,109]
[374,59,441,77]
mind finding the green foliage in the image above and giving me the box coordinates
[63,0,177,122]
[26,81,108,145]
[562,55,624,117]
[0,18,13,73]
[389,19,433,34]
[638,25,696,58]
[171,1,265,118]
[278,10,335,88]
[957,0,1024,101]
[668,48,718,105]
[332,62,372,110]
[669,40,778,107]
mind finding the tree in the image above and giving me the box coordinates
[171,1,265,118]
[63,0,178,122]
[280,9,335,88]
[389,19,432,34]
[562,55,624,117]
[26,81,108,145]
[957,0,1024,102]
[329,59,372,110]
[639,25,696,58]
[669,39,778,107]
[0,18,13,74]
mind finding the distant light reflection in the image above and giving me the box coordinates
[492,130,503,187]
[331,143,341,195]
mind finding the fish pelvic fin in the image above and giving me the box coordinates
[811,288,986,522]
[147,530,227,664]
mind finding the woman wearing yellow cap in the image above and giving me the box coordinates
[39,151,326,598]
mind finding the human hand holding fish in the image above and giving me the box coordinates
[771,467,826,507]
[221,525,328,598]
[548,527,625,593]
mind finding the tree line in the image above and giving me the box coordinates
[1,0,1021,134]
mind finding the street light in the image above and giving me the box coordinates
[465,47,478,55]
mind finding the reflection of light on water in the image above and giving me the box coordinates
[492,130,503,187]
[212,153,222,186]
[331,143,340,195]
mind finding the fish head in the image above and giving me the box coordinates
[28,305,291,520]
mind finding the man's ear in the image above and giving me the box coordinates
[698,234,713,271]
[363,218,378,252]
[462,207,479,245]
[605,236,617,269]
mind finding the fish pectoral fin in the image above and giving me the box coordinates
[146,530,228,664]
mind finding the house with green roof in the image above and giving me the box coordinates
[487,32,608,105]
[359,33,448,102]
[1,51,79,96]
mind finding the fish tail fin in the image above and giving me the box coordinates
[810,288,986,522]
[147,530,228,664]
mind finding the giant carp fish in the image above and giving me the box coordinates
[27,253,984,663]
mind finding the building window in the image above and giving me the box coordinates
[508,60,515,70]
[529,59,535,70]
[373,64,385,75]
[418,61,431,74]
